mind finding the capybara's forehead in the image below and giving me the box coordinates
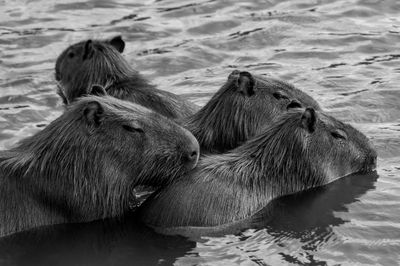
[318,112,352,130]
[285,109,346,129]
[63,40,85,52]
[253,75,295,91]
[317,112,367,139]
[64,39,109,52]
[318,112,341,126]
[73,95,153,115]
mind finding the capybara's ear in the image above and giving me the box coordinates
[287,99,302,110]
[109,36,125,53]
[89,85,107,97]
[301,107,317,133]
[238,71,256,96]
[83,40,94,60]
[83,101,104,126]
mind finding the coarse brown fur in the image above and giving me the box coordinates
[55,36,198,119]
[140,108,377,228]
[183,70,321,153]
[0,95,199,237]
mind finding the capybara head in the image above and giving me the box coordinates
[55,36,135,104]
[240,107,377,185]
[186,70,321,153]
[4,93,199,218]
[297,108,377,181]
[64,94,200,185]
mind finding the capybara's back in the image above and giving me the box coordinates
[55,36,198,119]
[0,93,199,237]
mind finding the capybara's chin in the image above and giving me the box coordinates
[55,36,198,119]
[140,107,377,229]
[184,70,321,154]
[0,94,199,237]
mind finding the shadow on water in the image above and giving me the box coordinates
[0,171,380,266]
[0,215,195,266]
[252,171,379,264]
[260,171,379,232]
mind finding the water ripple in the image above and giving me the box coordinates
[1,0,400,265]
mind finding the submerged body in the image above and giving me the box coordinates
[55,36,198,119]
[140,108,376,228]
[0,95,199,237]
[184,70,321,153]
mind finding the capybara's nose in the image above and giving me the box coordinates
[362,148,377,172]
[369,151,377,168]
[182,131,200,171]
[367,141,377,168]
[372,156,377,168]
[187,150,199,165]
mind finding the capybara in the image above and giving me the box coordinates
[0,92,199,237]
[184,70,321,153]
[140,108,377,229]
[55,36,198,119]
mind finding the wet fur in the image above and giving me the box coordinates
[55,37,198,119]
[140,109,377,228]
[0,96,198,237]
[184,70,321,153]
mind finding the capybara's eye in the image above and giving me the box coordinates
[331,130,347,140]
[287,100,302,109]
[273,92,289,100]
[122,125,144,133]
[68,52,75,58]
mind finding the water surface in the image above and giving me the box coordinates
[1,0,399,265]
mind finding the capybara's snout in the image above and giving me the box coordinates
[360,141,377,173]
[366,147,377,170]
[181,130,200,171]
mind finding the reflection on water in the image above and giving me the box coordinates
[1,0,400,265]
[0,172,380,266]
[175,172,381,265]
[0,216,195,266]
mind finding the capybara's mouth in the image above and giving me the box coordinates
[359,156,377,173]
[358,166,376,174]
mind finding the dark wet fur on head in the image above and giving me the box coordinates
[0,96,199,237]
[140,108,377,228]
[184,70,321,153]
[55,38,145,103]
[55,36,198,119]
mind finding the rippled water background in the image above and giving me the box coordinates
[1,0,400,265]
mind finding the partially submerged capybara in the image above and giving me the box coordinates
[184,70,321,153]
[55,36,198,119]
[0,92,199,237]
[140,108,376,228]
